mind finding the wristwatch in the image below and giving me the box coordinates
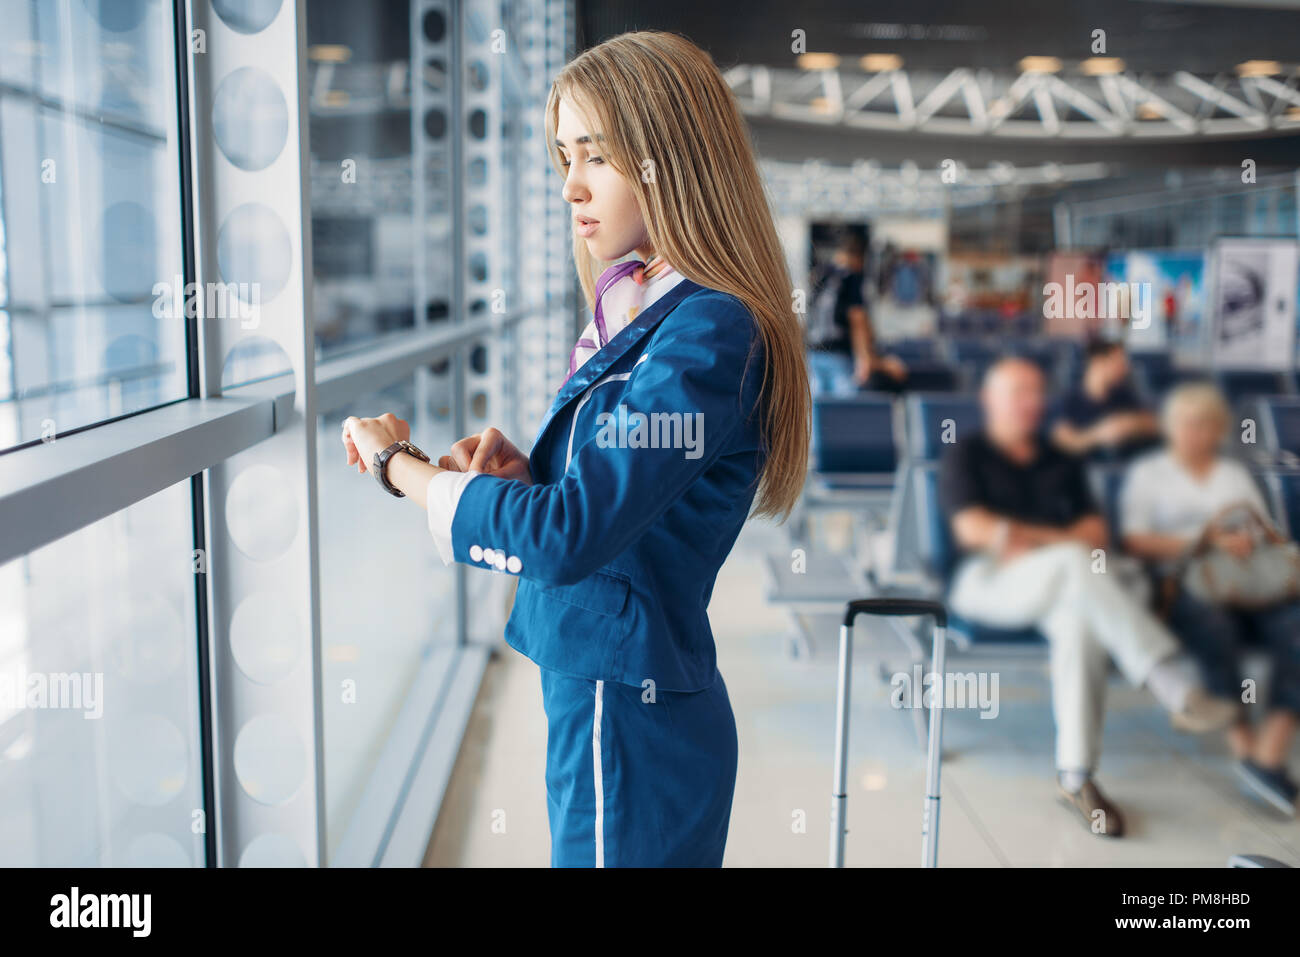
[373,440,430,497]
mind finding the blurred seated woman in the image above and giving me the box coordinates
[1121,382,1300,816]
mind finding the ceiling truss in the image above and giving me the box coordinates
[724,64,1300,139]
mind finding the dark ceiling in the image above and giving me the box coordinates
[577,0,1300,77]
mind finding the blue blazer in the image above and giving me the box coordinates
[449,278,768,692]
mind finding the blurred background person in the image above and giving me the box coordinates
[1121,383,1300,816]
[805,230,906,395]
[940,358,1237,836]
[1050,339,1160,462]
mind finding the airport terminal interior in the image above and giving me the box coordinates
[3,0,1300,868]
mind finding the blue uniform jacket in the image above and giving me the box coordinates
[449,278,768,692]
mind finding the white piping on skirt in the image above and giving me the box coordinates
[593,679,605,867]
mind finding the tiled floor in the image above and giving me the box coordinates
[427,518,1300,867]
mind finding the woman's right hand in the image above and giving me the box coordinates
[440,427,533,485]
[1209,527,1255,560]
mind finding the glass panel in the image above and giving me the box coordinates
[0,478,205,866]
[306,0,454,358]
[317,369,458,859]
[0,0,187,452]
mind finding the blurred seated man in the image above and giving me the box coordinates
[1050,339,1160,461]
[940,358,1237,837]
[805,230,907,396]
[1122,383,1300,816]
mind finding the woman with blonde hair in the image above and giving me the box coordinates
[341,31,810,865]
[1122,382,1300,816]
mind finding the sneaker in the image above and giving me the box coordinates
[1234,760,1299,818]
[1170,688,1239,734]
[1058,777,1126,838]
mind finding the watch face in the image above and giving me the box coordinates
[399,441,430,463]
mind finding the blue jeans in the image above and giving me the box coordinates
[1167,591,1300,715]
[808,350,856,397]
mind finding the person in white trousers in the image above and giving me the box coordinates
[940,357,1238,837]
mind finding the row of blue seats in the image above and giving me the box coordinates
[936,312,1043,338]
[813,392,1300,480]
[881,338,1079,393]
[881,339,1300,406]
[811,392,1300,646]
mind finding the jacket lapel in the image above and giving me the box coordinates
[531,277,701,449]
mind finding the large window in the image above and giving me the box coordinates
[0,0,187,452]
[306,0,450,359]
[317,373,459,857]
[0,0,569,869]
[0,478,205,866]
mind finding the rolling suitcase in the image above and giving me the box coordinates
[831,598,948,868]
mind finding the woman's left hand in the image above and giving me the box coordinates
[342,413,409,473]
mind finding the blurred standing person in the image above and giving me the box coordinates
[1122,383,1300,816]
[805,230,906,395]
[940,358,1237,836]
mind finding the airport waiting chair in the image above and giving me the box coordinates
[1258,396,1300,464]
[788,395,901,576]
[1049,339,1083,387]
[810,395,898,487]
[905,393,982,462]
[899,362,960,393]
[887,338,937,363]
[1128,350,1171,382]
[1216,370,1295,406]
[1132,365,1208,405]
[1264,470,1300,543]
[950,338,998,364]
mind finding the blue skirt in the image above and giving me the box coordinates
[539,665,738,867]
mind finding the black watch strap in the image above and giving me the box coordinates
[373,440,430,497]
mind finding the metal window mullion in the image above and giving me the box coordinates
[187,0,326,868]
[451,0,469,648]
[170,0,219,869]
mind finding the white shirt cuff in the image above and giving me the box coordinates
[426,470,480,565]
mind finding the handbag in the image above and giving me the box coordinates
[1180,503,1300,610]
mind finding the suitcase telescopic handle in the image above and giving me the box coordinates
[842,598,947,628]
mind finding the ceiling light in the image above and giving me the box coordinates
[796,52,840,71]
[1137,101,1163,120]
[1236,60,1281,77]
[309,44,352,63]
[1018,55,1062,74]
[1080,57,1124,76]
[859,53,903,72]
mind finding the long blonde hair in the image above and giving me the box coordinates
[543,30,810,521]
